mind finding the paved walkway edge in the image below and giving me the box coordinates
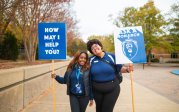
[22,76,179,112]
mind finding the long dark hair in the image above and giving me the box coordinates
[67,51,90,72]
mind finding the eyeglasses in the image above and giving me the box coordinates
[91,44,99,51]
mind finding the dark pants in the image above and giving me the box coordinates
[93,78,120,112]
[69,95,89,112]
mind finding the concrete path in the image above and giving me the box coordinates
[21,64,179,112]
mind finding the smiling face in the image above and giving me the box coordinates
[91,44,103,56]
[78,53,87,66]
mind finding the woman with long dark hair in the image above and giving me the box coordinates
[51,51,93,112]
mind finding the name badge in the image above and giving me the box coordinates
[75,83,82,94]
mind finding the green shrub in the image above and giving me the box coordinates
[1,32,19,60]
[166,61,179,63]
[151,58,159,63]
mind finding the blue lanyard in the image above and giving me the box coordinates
[76,67,81,81]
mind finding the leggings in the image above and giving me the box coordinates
[92,78,120,112]
[69,95,89,112]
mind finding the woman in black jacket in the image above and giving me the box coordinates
[51,51,93,112]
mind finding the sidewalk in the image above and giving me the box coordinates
[149,63,179,67]
[116,78,179,112]
[22,65,179,112]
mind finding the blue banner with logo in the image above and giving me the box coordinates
[38,22,66,60]
[114,26,146,64]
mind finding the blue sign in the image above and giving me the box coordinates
[38,22,66,60]
[114,26,146,64]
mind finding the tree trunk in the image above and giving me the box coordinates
[147,50,152,65]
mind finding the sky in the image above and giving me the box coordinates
[73,0,177,42]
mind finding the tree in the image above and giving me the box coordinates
[13,0,76,62]
[114,0,171,63]
[114,7,137,27]
[0,0,22,42]
[67,38,86,56]
[168,2,179,52]
[88,35,115,53]
[0,31,19,60]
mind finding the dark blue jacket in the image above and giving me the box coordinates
[90,52,122,82]
[55,66,93,99]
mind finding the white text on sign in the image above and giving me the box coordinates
[45,28,59,32]
[45,49,59,54]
